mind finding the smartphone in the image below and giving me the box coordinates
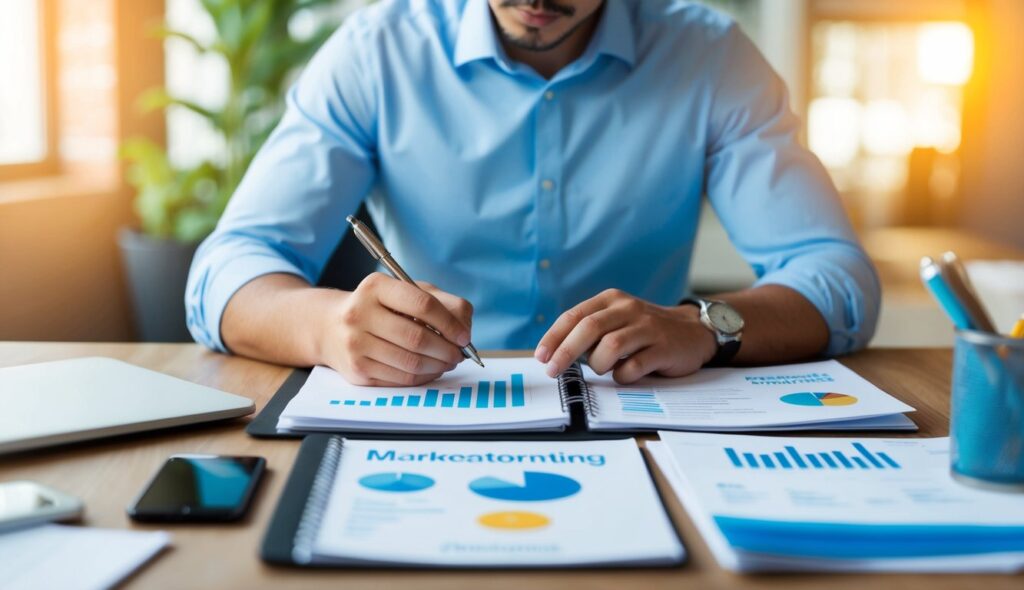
[0,481,84,532]
[127,454,266,522]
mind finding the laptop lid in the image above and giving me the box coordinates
[0,357,255,455]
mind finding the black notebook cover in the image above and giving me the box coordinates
[246,368,636,440]
[260,434,687,569]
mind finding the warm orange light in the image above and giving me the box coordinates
[917,22,974,86]
[808,98,861,167]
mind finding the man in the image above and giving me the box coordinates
[185,0,880,387]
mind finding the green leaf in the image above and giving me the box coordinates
[153,26,208,54]
[123,0,341,243]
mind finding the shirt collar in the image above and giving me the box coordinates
[453,0,636,70]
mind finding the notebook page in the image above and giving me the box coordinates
[584,360,914,430]
[278,358,568,432]
[311,439,684,566]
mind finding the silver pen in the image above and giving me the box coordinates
[346,215,484,368]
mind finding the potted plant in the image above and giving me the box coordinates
[119,0,336,341]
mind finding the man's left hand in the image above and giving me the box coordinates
[535,289,718,383]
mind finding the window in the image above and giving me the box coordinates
[804,0,975,228]
[0,0,52,173]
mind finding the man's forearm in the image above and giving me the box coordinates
[221,273,344,368]
[715,284,830,365]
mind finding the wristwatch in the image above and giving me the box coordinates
[682,298,744,367]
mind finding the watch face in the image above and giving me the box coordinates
[707,302,744,334]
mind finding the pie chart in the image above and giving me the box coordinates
[780,392,859,407]
[358,472,435,492]
[468,471,581,502]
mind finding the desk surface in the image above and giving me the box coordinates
[0,343,1018,589]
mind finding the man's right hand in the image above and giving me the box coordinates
[320,273,473,387]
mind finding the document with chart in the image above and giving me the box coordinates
[583,360,915,431]
[277,358,570,432]
[277,359,915,433]
[648,432,1024,572]
[281,438,684,567]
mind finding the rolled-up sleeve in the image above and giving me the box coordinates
[703,24,881,356]
[185,20,379,352]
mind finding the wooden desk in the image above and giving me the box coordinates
[1,343,1018,589]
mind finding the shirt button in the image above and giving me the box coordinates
[539,259,551,270]
[544,90,555,101]
[541,179,554,191]
[535,314,546,324]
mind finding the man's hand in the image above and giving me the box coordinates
[319,273,473,387]
[534,289,717,384]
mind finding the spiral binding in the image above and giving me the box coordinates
[291,436,344,564]
[557,361,599,418]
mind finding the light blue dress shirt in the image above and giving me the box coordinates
[186,0,880,356]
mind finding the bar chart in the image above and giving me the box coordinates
[617,391,666,415]
[723,442,901,470]
[329,373,526,410]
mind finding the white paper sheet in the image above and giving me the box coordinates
[649,432,1024,572]
[279,358,568,432]
[586,360,914,430]
[310,439,684,567]
[0,524,170,590]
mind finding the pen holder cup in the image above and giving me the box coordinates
[951,330,1024,492]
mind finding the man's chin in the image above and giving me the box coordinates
[501,28,569,52]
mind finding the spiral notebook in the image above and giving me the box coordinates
[273,358,915,435]
[261,435,685,568]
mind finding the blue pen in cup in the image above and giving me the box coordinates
[950,329,1024,492]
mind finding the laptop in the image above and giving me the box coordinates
[0,357,255,455]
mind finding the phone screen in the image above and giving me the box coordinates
[129,455,265,521]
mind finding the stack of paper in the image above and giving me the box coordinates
[649,431,1024,573]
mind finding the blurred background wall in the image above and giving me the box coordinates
[1,0,1021,345]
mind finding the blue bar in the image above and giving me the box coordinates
[511,373,525,407]
[853,442,885,468]
[833,451,854,468]
[458,386,472,408]
[359,400,371,406]
[819,452,838,468]
[852,457,868,468]
[329,400,340,405]
[494,381,507,408]
[343,400,356,406]
[476,381,490,408]
[441,393,455,407]
[424,389,439,407]
[760,454,776,469]
[743,452,759,468]
[375,397,387,407]
[807,454,823,468]
[725,448,743,467]
[623,406,664,413]
[773,452,792,468]
[407,395,421,407]
[878,452,901,469]
[391,396,404,407]
[785,446,808,469]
